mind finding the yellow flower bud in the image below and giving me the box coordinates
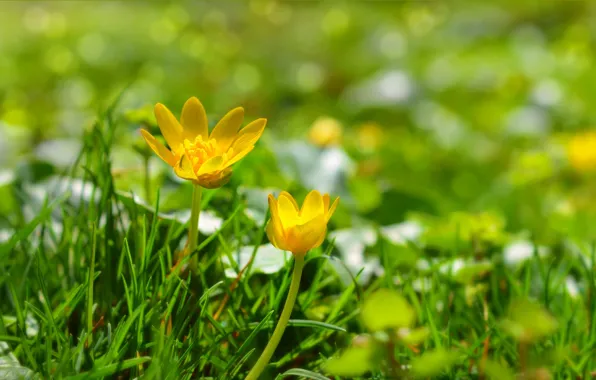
[266,190,339,256]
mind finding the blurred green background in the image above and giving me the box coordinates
[2,0,596,242]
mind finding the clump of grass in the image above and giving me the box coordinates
[1,100,595,380]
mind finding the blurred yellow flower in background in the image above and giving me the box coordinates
[267,190,338,255]
[357,122,384,153]
[567,130,596,173]
[141,97,267,188]
[308,116,343,147]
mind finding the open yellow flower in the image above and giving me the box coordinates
[267,190,339,255]
[567,130,596,173]
[140,97,267,188]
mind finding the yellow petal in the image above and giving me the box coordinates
[268,194,285,233]
[174,154,197,180]
[180,97,208,141]
[209,107,244,152]
[266,219,289,251]
[327,197,339,221]
[311,226,327,249]
[277,192,299,230]
[323,193,330,211]
[287,214,327,255]
[279,191,299,211]
[231,118,267,153]
[154,103,184,151]
[140,129,176,166]
[300,190,324,222]
[197,155,224,176]
[224,146,254,168]
[266,220,281,249]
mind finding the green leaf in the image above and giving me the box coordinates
[465,283,489,305]
[419,211,506,252]
[361,288,415,332]
[483,359,516,380]
[64,356,151,380]
[0,342,40,380]
[0,195,65,259]
[247,319,346,333]
[399,327,430,345]
[276,368,330,380]
[348,177,382,213]
[453,261,493,284]
[501,298,558,342]
[324,346,374,377]
[410,349,459,378]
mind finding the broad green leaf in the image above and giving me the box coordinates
[361,288,415,332]
[453,261,493,284]
[501,298,558,342]
[0,342,40,380]
[399,327,430,345]
[410,349,459,378]
[324,346,373,377]
[483,359,515,380]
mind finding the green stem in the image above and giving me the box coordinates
[246,255,306,380]
[188,184,202,272]
[144,156,152,205]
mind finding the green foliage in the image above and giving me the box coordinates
[502,298,558,343]
[453,261,493,284]
[484,359,516,380]
[361,288,415,332]
[347,177,382,213]
[410,349,459,378]
[1,1,596,378]
[399,327,430,345]
[324,346,374,377]
[419,211,508,253]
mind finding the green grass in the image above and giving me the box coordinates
[3,1,596,378]
[1,99,595,380]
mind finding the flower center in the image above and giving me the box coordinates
[183,135,219,172]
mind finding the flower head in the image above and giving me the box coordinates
[141,97,267,188]
[567,130,596,173]
[267,190,339,255]
[357,122,384,153]
[308,116,343,147]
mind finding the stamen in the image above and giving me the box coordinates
[183,135,221,174]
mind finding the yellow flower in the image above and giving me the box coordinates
[308,116,342,147]
[267,190,339,255]
[357,122,384,152]
[567,130,596,173]
[140,97,267,188]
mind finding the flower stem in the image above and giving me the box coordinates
[187,184,202,272]
[246,255,306,380]
[144,156,152,205]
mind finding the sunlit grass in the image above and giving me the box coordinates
[1,98,595,379]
